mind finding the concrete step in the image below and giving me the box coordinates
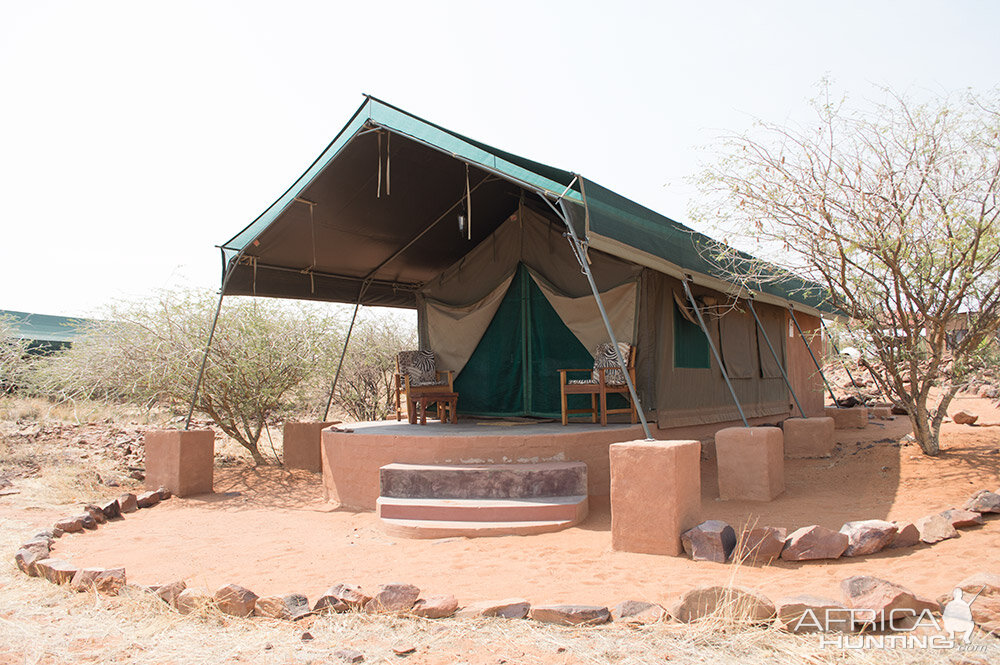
[379,461,587,500]
[376,495,588,523]
[379,517,578,539]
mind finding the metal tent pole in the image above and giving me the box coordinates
[185,262,234,430]
[747,299,805,418]
[818,316,870,396]
[787,307,839,407]
[548,196,653,440]
[682,280,749,427]
[322,291,364,421]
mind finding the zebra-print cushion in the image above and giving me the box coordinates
[592,342,631,386]
[397,350,442,386]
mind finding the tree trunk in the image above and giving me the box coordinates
[908,398,940,456]
[240,441,269,465]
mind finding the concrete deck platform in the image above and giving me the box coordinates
[322,420,644,510]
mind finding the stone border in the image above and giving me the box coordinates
[681,487,1000,565]
[11,487,1000,643]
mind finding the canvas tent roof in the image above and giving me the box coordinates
[220,96,835,317]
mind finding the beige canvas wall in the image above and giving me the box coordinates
[651,272,792,428]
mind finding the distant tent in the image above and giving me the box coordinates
[217,96,833,427]
[0,309,91,353]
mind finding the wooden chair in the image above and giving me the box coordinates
[394,350,455,422]
[559,342,638,426]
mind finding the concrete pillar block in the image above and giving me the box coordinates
[610,440,701,555]
[143,429,215,497]
[782,417,835,458]
[715,427,784,501]
[283,421,338,472]
[868,406,893,420]
[824,406,868,429]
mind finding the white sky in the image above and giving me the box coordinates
[2,0,997,317]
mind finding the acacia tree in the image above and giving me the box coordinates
[0,317,32,391]
[334,312,417,422]
[698,85,1000,456]
[34,291,343,464]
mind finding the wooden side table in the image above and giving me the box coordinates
[409,392,458,425]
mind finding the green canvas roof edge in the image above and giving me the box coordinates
[575,177,840,316]
[221,95,839,318]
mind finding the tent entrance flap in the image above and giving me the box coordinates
[453,264,623,418]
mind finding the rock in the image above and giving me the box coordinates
[952,410,979,425]
[76,513,98,530]
[34,529,58,540]
[891,405,908,415]
[363,583,420,614]
[840,576,938,628]
[136,491,161,508]
[887,522,921,549]
[776,595,850,633]
[69,567,126,594]
[735,526,787,562]
[333,648,364,663]
[35,559,79,585]
[118,493,138,514]
[153,580,187,606]
[939,508,984,529]
[314,583,371,612]
[20,537,51,553]
[681,520,736,563]
[839,520,898,557]
[529,605,610,626]
[942,573,1000,632]
[780,525,849,561]
[300,632,313,641]
[455,598,531,619]
[156,487,172,501]
[412,595,458,619]
[176,587,214,615]
[965,490,1000,514]
[23,536,54,551]
[391,641,416,655]
[15,547,48,576]
[214,584,258,617]
[99,499,121,519]
[670,586,775,623]
[914,513,959,543]
[610,600,666,624]
[82,505,108,525]
[254,594,311,620]
[54,516,84,534]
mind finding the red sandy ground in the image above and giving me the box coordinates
[50,397,1000,609]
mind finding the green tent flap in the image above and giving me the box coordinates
[454,265,605,418]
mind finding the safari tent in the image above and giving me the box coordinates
[216,96,835,432]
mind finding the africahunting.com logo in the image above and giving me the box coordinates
[800,587,993,652]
